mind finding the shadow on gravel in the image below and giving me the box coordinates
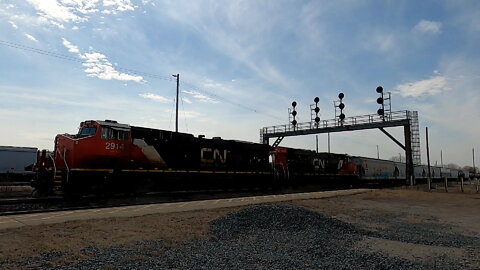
[8,204,479,270]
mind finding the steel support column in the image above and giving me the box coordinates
[404,123,414,183]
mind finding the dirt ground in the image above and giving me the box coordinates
[1,186,479,269]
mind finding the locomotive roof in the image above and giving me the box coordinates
[95,120,131,130]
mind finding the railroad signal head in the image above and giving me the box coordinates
[292,101,297,108]
[292,119,297,126]
[338,93,344,100]
[377,97,383,104]
[376,86,383,93]
[291,110,297,117]
[338,103,345,110]
[339,113,345,120]
[377,109,384,116]
[314,97,319,103]
[315,116,320,123]
[314,107,320,113]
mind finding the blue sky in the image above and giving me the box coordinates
[0,0,479,167]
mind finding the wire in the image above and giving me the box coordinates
[0,39,285,122]
[0,39,175,82]
[181,80,284,121]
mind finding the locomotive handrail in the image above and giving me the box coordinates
[48,152,56,182]
[61,148,69,184]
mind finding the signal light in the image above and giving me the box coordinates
[376,86,385,119]
[336,92,345,123]
[311,97,321,126]
[291,101,298,127]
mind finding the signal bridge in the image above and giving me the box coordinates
[260,110,421,182]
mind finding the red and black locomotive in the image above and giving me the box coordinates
[32,120,357,196]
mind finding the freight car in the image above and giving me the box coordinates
[352,156,406,183]
[0,146,37,183]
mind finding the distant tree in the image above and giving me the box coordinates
[461,166,479,173]
[445,163,460,170]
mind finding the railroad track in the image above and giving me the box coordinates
[0,184,349,216]
[0,180,398,216]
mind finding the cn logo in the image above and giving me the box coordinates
[313,158,326,170]
[200,148,227,164]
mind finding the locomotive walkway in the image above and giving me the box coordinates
[0,189,372,230]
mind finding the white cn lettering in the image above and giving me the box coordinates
[213,149,227,164]
[313,158,326,170]
[337,160,344,170]
[201,148,227,164]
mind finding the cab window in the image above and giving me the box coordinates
[101,127,129,141]
[78,127,97,137]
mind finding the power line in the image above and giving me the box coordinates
[0,39,174,82]
[181,80,284,121]
[0,39,285,122]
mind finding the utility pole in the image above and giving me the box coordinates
[440,150,443,167]
[172,74,180,133]
[328,133,330,153]
[426,127,432,189]
[315,135,318,153]
[473,148,476,175]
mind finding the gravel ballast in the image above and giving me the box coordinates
[10,204,478,270]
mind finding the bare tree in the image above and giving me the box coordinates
[445,163,460,170]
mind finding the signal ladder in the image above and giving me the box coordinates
[409,111,421,165]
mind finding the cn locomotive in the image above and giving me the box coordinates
[32,120,357,196]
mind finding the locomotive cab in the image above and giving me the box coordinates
[54,120,132,170]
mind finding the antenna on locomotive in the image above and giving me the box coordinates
[172,74,180,133]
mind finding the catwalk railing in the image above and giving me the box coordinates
[261,110,413,138]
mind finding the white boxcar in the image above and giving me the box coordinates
[0,146,37,174]
[353,157,406,180]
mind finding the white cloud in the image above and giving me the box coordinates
[26,0,86,23]
[139,93,170,103]
[182,97,192,104]
[413,20,442,34]
[24,33,38,42]
[81,52,143,82]
[25,0,135,28]
[61,38,143,82]
[102,0,135,13]
[8,21,18,29]
[182,90,218,104]
[395,75,451,97]
[62,38,79,53]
